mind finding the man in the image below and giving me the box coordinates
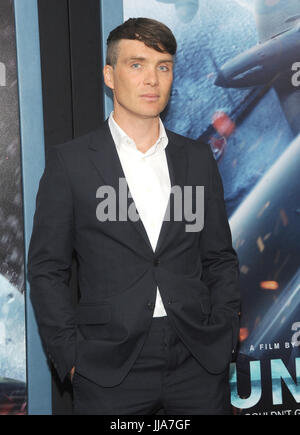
[27,17,240,415]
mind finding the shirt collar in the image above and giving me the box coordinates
[108,112,168,158]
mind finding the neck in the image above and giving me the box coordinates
[112,109,160,154]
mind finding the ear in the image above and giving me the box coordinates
[103,65,114,90]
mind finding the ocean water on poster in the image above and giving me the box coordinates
[0,274,26,382]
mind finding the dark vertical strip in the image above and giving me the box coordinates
[68,0,104,137]
[66,0,75,138]
[37,0,73,147]
[37,0,105,414]
[37,0,75,415]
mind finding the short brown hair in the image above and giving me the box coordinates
[106,17,177,67]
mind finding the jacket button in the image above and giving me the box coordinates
[147,302,155,310]
[153,258,160,267]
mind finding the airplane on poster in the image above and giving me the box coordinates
[215,0,300,134]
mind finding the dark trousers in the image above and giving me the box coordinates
[72,316,232,415]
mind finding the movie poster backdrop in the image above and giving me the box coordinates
[123,0,300,415]
[0,0,27,415]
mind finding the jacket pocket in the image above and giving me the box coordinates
[76,303,111,325]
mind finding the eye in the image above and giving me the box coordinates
[158,65,169,72]
[131,63,141,69]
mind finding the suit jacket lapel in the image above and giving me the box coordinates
[88,121,188,255]
[88,121,153,251]
[154,131,188,255]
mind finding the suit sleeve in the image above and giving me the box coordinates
[27,146,76,383]
[199,144,241,349]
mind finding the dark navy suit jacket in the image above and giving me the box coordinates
[27,121,240,387]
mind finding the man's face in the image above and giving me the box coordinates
[103,39,174,120]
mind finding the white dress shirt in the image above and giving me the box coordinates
[108,112,170,317]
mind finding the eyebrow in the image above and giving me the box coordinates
[124,56,174,64]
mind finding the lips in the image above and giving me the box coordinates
[140,94,160,100]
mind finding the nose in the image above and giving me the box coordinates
[143,67,159,86]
